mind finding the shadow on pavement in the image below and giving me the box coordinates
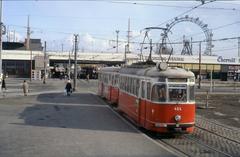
[13,93,135,133]
[37,92,104,105]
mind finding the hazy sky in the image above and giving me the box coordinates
[2,0,240,57]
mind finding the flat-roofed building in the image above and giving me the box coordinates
[1,50,240,81]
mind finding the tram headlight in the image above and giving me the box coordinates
[175,115,181,122]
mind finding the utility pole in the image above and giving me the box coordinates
[238,37,240,57]
[210,69,213,92]
[0,0,3,78]
[124,45,127,64]
[30,50,32,81]
[68,51,71,79]
[61,43,63,52]
[116,30,119,53]
[198,41,202,89]
[73,34,78,91]
[26,15,30,50]
[26,15,32,81]
[43,41,46,84]
[127,18,131,53]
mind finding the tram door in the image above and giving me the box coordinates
[138,81,147,127]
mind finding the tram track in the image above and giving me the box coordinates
[195,123,240,144]
[155,135,231,157]
[83,80,240,157]
[98,98,240,157]
[195,115,240,143]
[110,103,240,157]
[151,116,240,157]
[109,104,240,157]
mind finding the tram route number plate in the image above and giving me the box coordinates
[174,107,182,111]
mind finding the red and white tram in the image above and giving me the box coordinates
[98,67,121,104]
[98,63,195,133]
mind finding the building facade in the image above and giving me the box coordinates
[1,50,240,80]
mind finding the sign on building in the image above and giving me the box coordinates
[34,55,49,70]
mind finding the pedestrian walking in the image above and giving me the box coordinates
[65,79,72,96]
[1,77,6,90]
[1,77,7,96]
[86,74,90,82]
[22,80,29,96]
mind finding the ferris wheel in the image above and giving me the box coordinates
[160,15,213,55]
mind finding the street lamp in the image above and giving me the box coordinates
[73,34,79,91]
[43,41,47,84]
[0,0,3,78]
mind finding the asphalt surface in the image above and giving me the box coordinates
[0,79,176,157]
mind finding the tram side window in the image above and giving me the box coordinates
[127,77,129,92]
[122,77,126,91]
[108,75,111,84]
[134,79,136,95]
[113,75,115,86]
[136,79,140,96]
[114,75,116,86]
[141,82,145,98]
[147,82,151,100]
[112,75,114,85]
[133,79,137,96]
[98,74,101,81]
[129,77,132,93]
[105,75,108,84]
[116,75,119,86]
[129,78,131,93]
[120,77,123,90]
[131,78,134,94]
[151,84,166,102]
[103,75,107,83]
[169,87,187,102]
[124,77,127,91]
[189,85,195,101]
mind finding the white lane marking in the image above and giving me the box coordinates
[33,102,108,108]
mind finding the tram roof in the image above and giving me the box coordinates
[147,67,194,78]
[120,66,194,78]
[99,66,121,73]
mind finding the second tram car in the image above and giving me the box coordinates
[98,63,195,133]
[98,67,121,104]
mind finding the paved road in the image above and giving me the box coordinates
[0,79,176,157]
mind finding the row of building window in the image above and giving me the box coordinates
[171,63,221,72]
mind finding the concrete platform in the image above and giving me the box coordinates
[0,92,176,157]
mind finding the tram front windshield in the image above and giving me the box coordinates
[151,84,187,102]
[168,86,187,102]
